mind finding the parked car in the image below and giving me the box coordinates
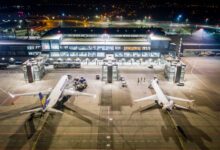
[148,65,153,69]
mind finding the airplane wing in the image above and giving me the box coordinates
[47,108,63,114]
[8,88,52,98]
[63,89,96,99]
[166,96,194,103]
[174,104,190,110]
[134,94,157,102]
[20,108,43,114]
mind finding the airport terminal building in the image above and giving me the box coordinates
[1,28,175,64]
[39,28,174,63]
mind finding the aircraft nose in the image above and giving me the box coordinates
[162,105,172,112]
[166,107,172,112]
[162,105,166,110]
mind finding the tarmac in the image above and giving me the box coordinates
[0,56,220,150]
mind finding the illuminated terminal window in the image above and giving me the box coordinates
[78,52,87,57]
[50,52,60,57]
[70,52,78,57]
[150,52,160,57]
[60,52,69,57]
[41,41,50,50]
[60,45,69,50]
[27,46,35,50]
[124,52,133,57]
[64,46,69,50]
[124,46,141,51]
[51,41,59,50]
[115,46,122,50]
[142,52,150,57]
[91,46,97,50]
[36,46,40,49]
[142,46,151,50]
[78,46,92,50]
[78,46,87,50]
[114,52,124,57]
[88,52,96,57]
[97,46,106,50]
[97,52,105,57]
[133,52,141,57]
[28,52,41,56]
[69,46,77,50]
[106,46,114,50]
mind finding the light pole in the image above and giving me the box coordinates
[178,38,182,59]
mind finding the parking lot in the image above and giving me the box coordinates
[0,57,220,149]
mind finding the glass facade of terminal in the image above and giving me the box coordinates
[0,44,41,58]
[40,38,163,59]
[49,51,160,58]
[0,31,173,62]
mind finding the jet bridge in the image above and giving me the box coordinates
[102,54,118,83]
[164,59,186,84]
[23,55,48,83]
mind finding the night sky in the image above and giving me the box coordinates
[0,0,219,23]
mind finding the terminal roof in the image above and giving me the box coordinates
[149,35,171,41]
[41,34,62,40]
[60,38,151,46]
[43,27,165,36]
[0,40,40,45]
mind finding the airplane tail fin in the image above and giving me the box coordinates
[39,92,44,101]
[39,92,47,107]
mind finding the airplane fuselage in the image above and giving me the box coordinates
[134,78,194,112]
[44,75,69,111]
[151,79,173,110]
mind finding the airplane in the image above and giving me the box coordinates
[134,77,194,112]
[8,75,96,114]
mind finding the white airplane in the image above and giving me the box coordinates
[134,77,194,112]
[8,75,96,114]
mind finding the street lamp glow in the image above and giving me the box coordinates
[149,32,154,38]
[177,14,182,22]
[192,27,212,41]
[205,18,209,24]
[120,15,123,21]
[95,15,99,19]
